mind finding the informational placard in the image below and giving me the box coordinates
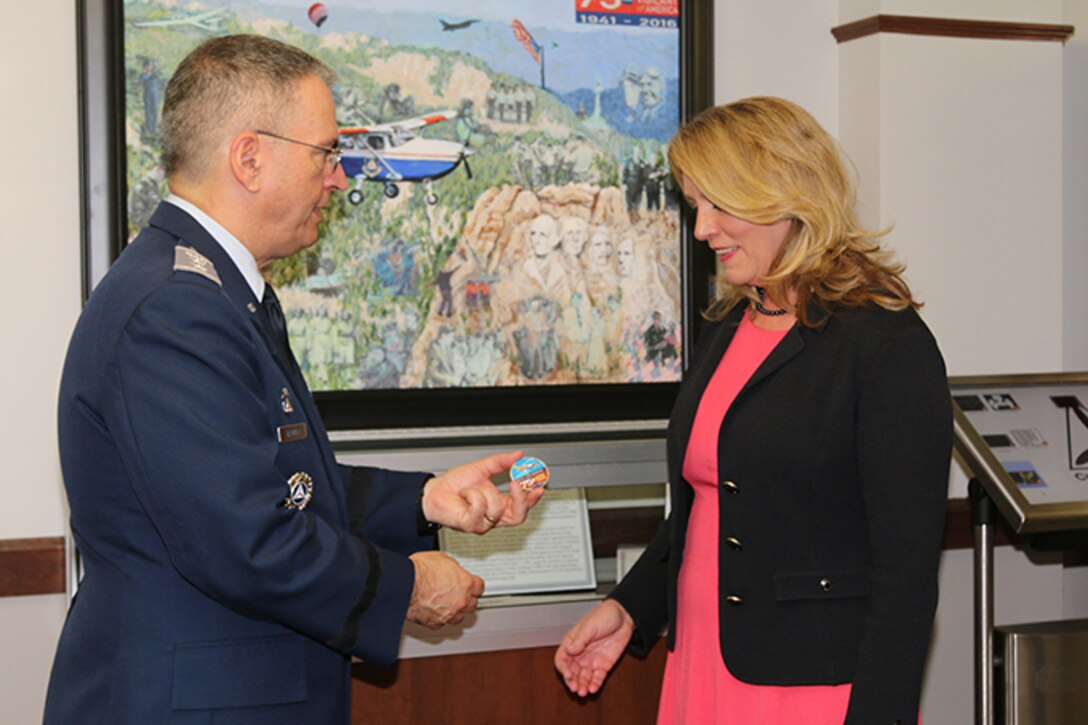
[439,487,597,596]
[954,383,1088,505]
[951,374,1088,533]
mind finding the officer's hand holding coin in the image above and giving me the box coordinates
[420,450,546,534]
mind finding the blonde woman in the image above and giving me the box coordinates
[556,97,951,724]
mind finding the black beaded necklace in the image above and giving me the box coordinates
[753,287,787,317]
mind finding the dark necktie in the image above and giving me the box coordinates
[261,284,294,368]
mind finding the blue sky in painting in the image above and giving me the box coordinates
[186,0,679,94]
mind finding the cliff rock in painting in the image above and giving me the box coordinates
[400,183,681,387]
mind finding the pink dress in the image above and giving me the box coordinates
[657,314,853,724]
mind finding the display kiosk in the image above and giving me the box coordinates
[951,373,1088,724]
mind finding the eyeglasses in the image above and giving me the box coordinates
[255,130,343,172]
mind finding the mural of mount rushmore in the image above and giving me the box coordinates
[122,0,683,392]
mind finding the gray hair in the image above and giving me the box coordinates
[161,34,336,178]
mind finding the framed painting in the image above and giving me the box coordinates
[77,0,715,437]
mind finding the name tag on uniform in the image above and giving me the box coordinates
[277,423,308,443]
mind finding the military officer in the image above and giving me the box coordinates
[44,34,543,724]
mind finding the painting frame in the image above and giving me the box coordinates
[76,0,715,437]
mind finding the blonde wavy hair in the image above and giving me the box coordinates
[667,96,918,326]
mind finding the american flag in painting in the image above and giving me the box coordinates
[510,18,541,63]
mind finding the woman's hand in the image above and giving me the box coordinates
[554,598,636,696]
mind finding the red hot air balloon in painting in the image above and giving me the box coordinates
[308,3,328,28]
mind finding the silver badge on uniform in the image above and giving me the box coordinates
[284,472,314,510]
[172,246,222,286]
[280,388,294,414]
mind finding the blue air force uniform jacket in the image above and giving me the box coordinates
[44,203,433,723]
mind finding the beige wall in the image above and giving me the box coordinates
[843,32,1066,374]
[714,0,840,131]
[2,1,1085,722]
[0,2,78,540]
[0,0,81,721]
[1063,0,1088,368]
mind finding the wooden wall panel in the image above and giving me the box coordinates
[832,15,1074,44]
[352,643,667,725]
[0,536,64,597]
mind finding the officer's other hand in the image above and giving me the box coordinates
[406,551,484,629]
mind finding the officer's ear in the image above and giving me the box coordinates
[230,131,263,192]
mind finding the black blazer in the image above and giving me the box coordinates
[612,302,952,724]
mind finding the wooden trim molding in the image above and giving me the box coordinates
[0,502,1002,599]
[0,536,65,597]
[833,15,1074,44]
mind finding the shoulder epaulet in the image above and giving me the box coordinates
[173,245,221,286]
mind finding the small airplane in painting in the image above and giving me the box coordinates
[338,111,473,205]
[440,18,481,31]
